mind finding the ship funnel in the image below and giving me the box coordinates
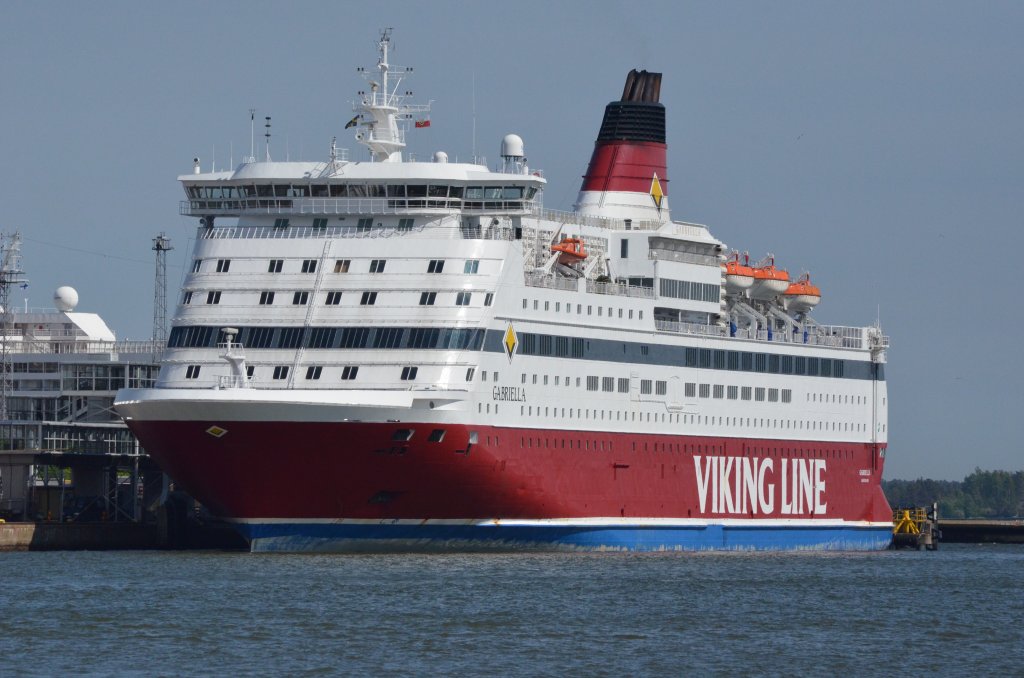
[575,69,669,222]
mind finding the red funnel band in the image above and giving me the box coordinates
[581,140,668,194]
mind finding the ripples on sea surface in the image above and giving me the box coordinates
[0,544,1021,676]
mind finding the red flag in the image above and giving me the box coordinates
[414,119,431,128]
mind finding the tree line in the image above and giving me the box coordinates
[883,469,1024,519]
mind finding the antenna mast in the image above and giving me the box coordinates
[249,108,256,163]
[152,233,173,344]
[0,232,28,421]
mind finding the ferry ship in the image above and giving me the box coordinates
[115,31,892,552]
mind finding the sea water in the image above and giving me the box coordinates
[0,545,1021,675]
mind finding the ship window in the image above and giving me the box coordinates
[386,185,406,197]
[325,291,342,305]
[586,376,599,391]
[699,384,710,398]
[268,259,283,273]
[794,356,806,375]
[292,291,309,305]
[206,291,221,305]
[727,385,739,400]
[400,366,418,381]
[277,328,303,349]
[464,260,480,274]
[334,259,350,273]
[185,365,201,379]
[392,428,414,441]
[484,292,494,307]
[602,377,614,392]
[360,292,377,305]
[466,367,475,381]
[302,259,317,273]
[369,259,386,273]
[456,292,472,306]
[305,366,322,380]
[273,366,289,380]
[428,428,445,442]
[656,381,668,396]
[781,355,794,374]
[727,351,740,370]
[685,348,697,367]
[741,352,754,371]
[307,328,336,348]
[192,259,202,273]
[754,353,767,372]
[216,259,230,273]
[640,379,652,395]
[312,218,328,229]
[274,218,289,229]
[182,291,193,305]
[820,359,832,377]
[357,218,373,232]
[341,366,359,380]
[755,387,766,402]
[311,185,329,197]
[247,327,274,348]
[398,218,414,231]
[427,259,444,273]
[685,382,696,398]
[699,349,712,368]
[768,388,779,402]
[620,239,628,258]
[259,291,275,305]
[407,185,427,198]
[373,327,404,349]
[741,387,752,401]
[617,378,629,393]
[246,365,255,378]
[419,292,436,306]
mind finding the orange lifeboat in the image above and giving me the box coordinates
[724,253,754,294]
[750,263,790,299]
[783,273,821,314]
[551,237,588,266]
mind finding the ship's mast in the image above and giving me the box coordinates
[352,28,431,162]
[0,232,27,421]
[152,233,173,345]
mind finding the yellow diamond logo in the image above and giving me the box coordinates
[503,324,518,362]
[206,425,228,438]
[650,173,664,209]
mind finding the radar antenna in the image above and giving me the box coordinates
[152,233,173,345]
[0,231,28,421]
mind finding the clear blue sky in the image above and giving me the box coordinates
[2,1,1021,480]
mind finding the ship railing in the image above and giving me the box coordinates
[524,272,580,292]
[217,375,255,389]
[649,247,721,268]
[0,339,163,355]
[531,208,663,232]
[585,279,656,298]
[181,197,539,217]
[655,319,729,337]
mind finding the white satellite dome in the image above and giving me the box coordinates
[501,133,524,158]
[54,286,79,312]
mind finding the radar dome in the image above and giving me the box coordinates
[501,133,524,158]
[54,286,79,312]
[433,151,449,163]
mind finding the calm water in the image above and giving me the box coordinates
[1,545,1021,676]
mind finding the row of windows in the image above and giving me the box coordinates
[186,289,492,308]
[168,325,487,351]
[186,183,537,201]
[508,433,860,459]
[659,278,720,304]
[524,298,644,321]
[194,257,482,275]
[512,327,865,380]
[508,404,877,434]
[182,363,415,382]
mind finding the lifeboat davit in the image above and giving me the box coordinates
[749,264,790,300]
[724,254,755,294]
[783,273,821,314]
[551,237,588,266]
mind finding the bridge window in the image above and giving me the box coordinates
[427,259,444,273]
[185,365,201,379]
[272,366,289,380]
[341,366,359,380]
[259,291,275,305]
[305,366,322,380]
[325,291,342,305]
[268,259,283,273]
[302,259,317,273]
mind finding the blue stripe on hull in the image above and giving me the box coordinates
[237,523,893,553]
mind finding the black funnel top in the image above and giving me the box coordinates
[596,70,665,144]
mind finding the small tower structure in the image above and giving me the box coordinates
[152,233,173,344]
[0,231,27,421]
